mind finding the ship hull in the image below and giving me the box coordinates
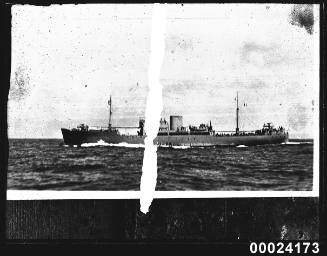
[155,134,288,147]
[61,128,145,145]
[61,128,288,147]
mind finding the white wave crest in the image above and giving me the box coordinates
[158,145,191,149]
[236,145,248,148]
[81,140,110,147]
[112,142,145,148]
[81,140,144,148]
[281,141,313,145]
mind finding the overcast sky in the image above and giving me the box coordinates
[9,4,319,138]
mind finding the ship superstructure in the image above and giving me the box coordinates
[61,93,288,146]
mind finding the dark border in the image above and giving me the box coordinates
[319,0,326,245]
[1,0,326,252]
[1,1,11,246]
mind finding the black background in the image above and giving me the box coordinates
[1,1,326,251]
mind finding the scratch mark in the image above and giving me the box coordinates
[140,3,167,214]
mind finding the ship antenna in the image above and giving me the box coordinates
[108,95,112,130]
[236,92,239,135]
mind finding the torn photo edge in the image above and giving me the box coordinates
[3,2,321,202]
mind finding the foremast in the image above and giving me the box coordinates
[236,92,239,135]
[108,95,112,130]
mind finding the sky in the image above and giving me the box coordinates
[8,4,319,138]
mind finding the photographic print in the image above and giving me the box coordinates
[4,2,323,248]
[7,4,319,196]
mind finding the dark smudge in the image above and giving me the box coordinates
[289,4,314,35]
[287,103,310,131]
[10,65,31,101]
[166,35,195,53]
[240,42,286,67]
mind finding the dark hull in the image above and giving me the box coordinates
[61,128,288,146]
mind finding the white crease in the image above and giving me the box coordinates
[140,3,167,214]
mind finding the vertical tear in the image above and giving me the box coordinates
[140,3,167,214]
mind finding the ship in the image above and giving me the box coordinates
[61,93,289,147]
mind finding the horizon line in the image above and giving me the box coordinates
[7,137,314,140]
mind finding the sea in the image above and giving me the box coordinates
[7,139,313,191]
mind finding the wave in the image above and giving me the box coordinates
[81,140,109,147]
[73,140,191,149]
[158,145,191,149]
[281,141,313,145]
[81,140,144,148]
[111,142,145,148]
[236,145,248,148]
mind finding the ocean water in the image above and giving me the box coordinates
[7,139,313,191]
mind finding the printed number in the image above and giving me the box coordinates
[250,242,319,254]
[303,242,310,254]
[294,242,300,254]
[249,242,257,253]
[285,243,293,253]
[258,243,267,253]
[267,243,276,254]
[312,242,319,254]
[276,242,284,254]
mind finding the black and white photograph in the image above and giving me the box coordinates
[3,2,324,248]
[7,3,319,193]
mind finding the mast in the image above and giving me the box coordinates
[108,95,112,130]
[236,92,239,135]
